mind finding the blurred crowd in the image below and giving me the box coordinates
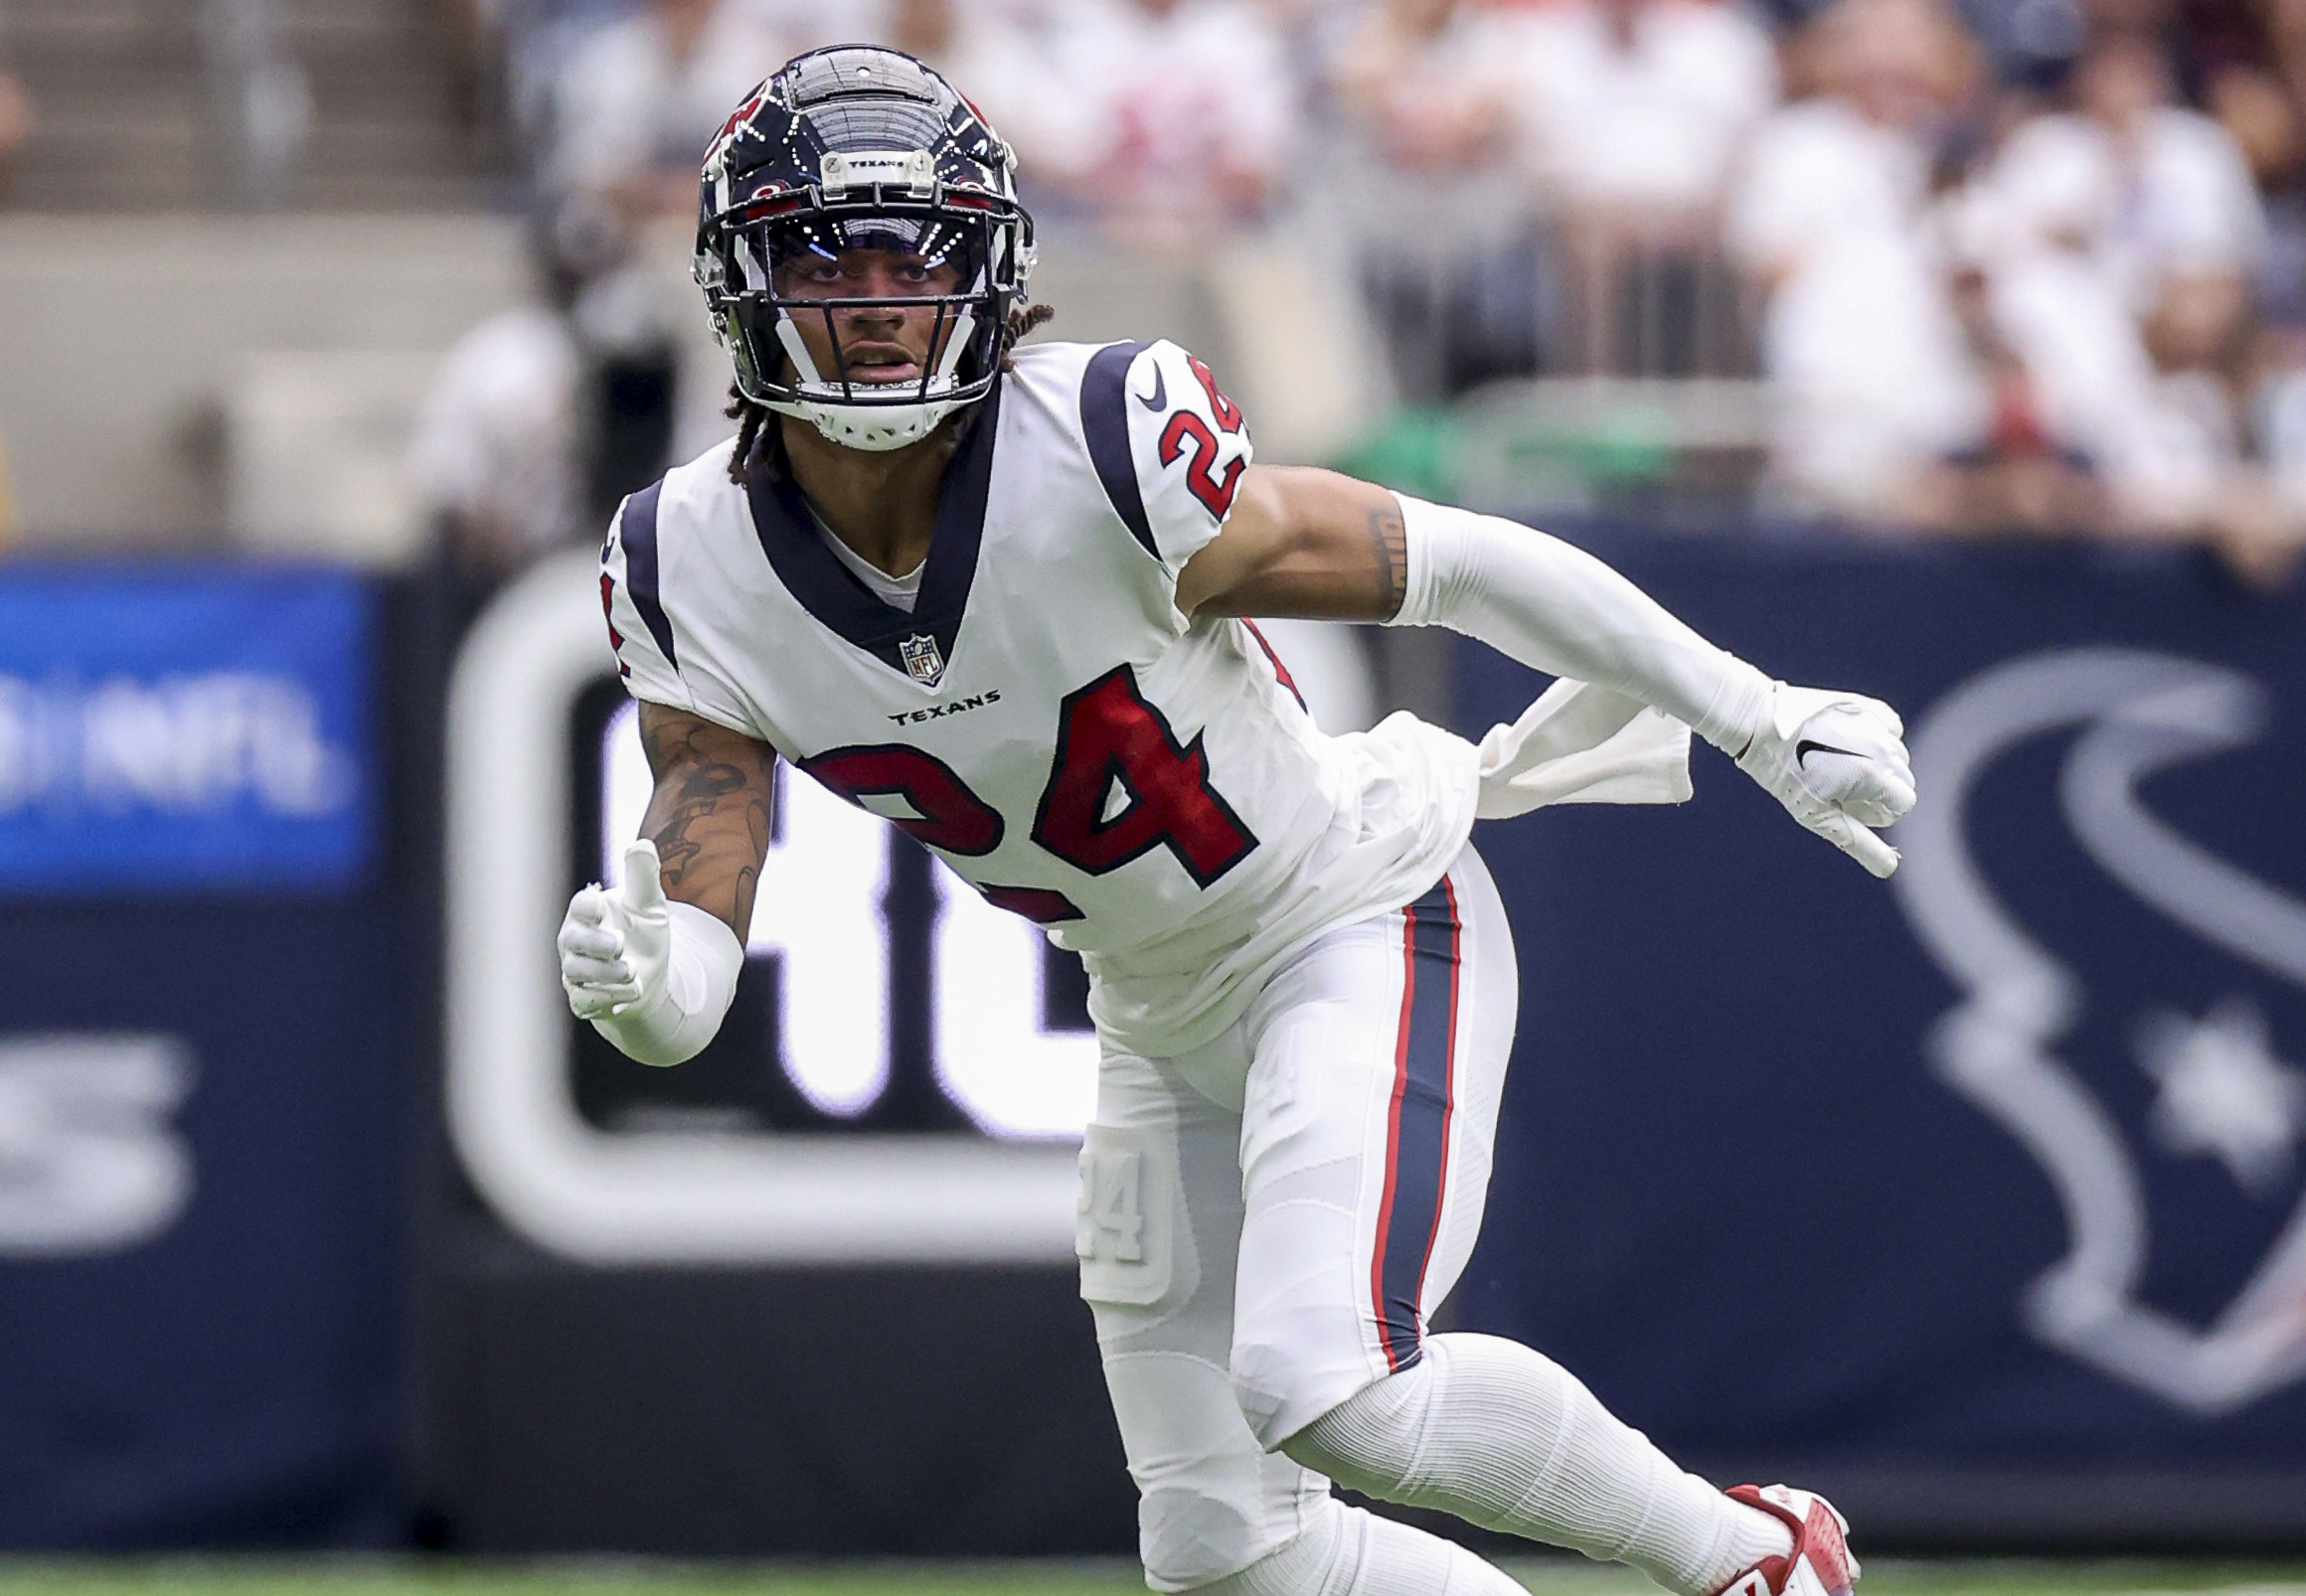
[402,0,2306,581]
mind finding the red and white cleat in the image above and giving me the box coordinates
[1712,1484,1860,1596]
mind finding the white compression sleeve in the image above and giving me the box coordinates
[1284,1335,1793,1596]
[590,899,744,1066]
[1387,495,1772,754]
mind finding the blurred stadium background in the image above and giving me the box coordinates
[2,0,2306,1591]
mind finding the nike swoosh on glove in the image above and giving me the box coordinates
[560,838,674,1021]
[1733,684,1916,878]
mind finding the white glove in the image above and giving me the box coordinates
[1732,683,1916,878]
[558,839,744,1065]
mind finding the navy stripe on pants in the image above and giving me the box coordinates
[1370,875,1462,1373]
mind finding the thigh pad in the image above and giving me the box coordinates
[1076,1121,1189,1314]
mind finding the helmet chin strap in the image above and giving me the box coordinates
[773,313,830,390]
[761,303,983,452]
[934,308,978,386]
[769,394,966,451]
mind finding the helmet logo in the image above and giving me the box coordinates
[900,634,946,688]
[819,149,936,199]
[705,87,768,180]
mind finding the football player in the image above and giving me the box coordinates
[560,45,1907,1596]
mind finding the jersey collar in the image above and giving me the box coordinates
[743,380,1001,687]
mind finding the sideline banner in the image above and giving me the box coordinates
[0,566,374,892]
[1454,535,2306,1536]
[0,565,406,1547]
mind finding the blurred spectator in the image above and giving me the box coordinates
[407,234,583,581]
[530,0,794,529]
[1333,0,1521,178]
[875,2,1077,151]
[1730,0,1980,286]
[2070,0,2306,327]
[1949,194,2163,533]
[1946,0,2085,92]
[1728,0,1990,518]
[1512,0,1780,375]
[412,180,766,587]
[2192,0,2305,186]
[493,0,634,154]
[1513,0,1779,217]
[2146,280,2306,580]
[879,0,967,59]
[1993,35,2266,314]
[1330,0,1546,397]
[1008,0,1299,247]
[1914,259,2106,534]
[0,1,33,202]
[544,0,787,224]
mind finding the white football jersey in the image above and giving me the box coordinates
[599,339,1480,1056]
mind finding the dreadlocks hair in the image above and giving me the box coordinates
[727,386,775,486]
[726,301,1058,483]
[1008,300,1058,349]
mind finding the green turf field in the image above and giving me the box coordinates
[0,1561,2300,1596]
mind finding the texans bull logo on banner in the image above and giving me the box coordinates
[1894,647,2306,1415]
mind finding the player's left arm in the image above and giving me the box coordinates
[1174,464,1409,622]
[1177,464,1916,876]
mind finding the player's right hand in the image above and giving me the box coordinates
[558,839,674,1021]
[1732,683,1915,878]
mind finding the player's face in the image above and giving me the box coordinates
[772,245,966,390]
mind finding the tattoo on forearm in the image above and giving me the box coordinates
[635,705,777,937]
[1367,504,1408,617]
[649,760,745,879]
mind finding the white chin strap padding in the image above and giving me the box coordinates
[769,396,964,452]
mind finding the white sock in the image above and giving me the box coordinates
[1282,1334,1793,1596]
[1193,1494,1528,1595]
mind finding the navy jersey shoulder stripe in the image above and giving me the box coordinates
[619,481,680,671]
[1079,340,1159,560]
[1370,875,1463,1374]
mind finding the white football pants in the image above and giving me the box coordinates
[1078,848,1517,1590]
[1079,847,1786,1596]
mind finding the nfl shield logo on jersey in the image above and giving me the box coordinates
[901,633,946,688]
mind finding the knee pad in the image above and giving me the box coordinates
[1138,1452,1329,1592]
[1180,1494,1348,1596]
[1109,1345,1325,1590]
[1183,1491,1530,1596]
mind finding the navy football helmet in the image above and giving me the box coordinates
[694,46,1037,452]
